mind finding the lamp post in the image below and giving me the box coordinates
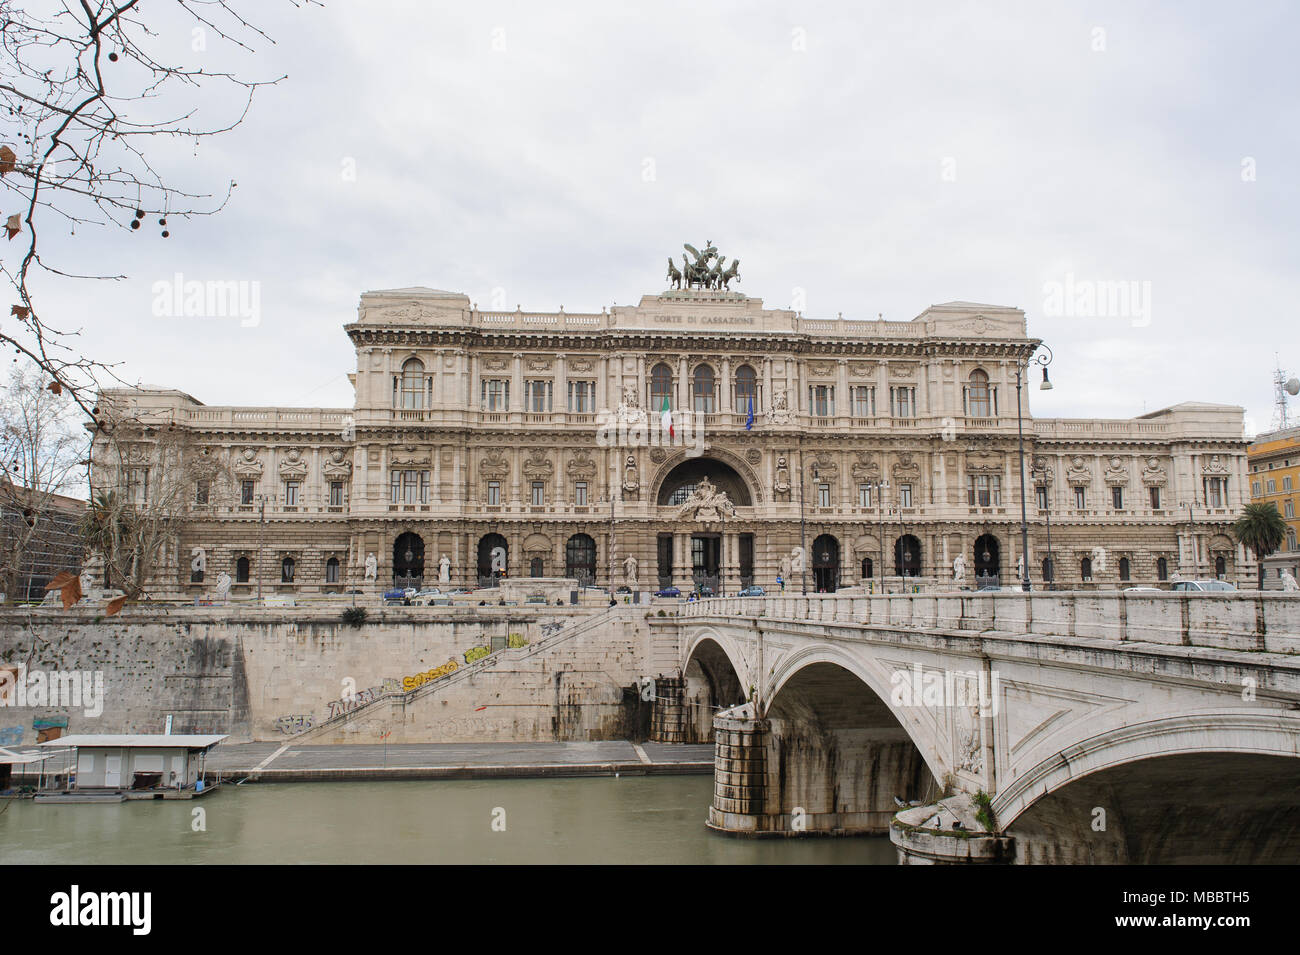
[1043,486,1054,590]
[256,494,267,602]
[798,438,808,595]
[1180,501,1196,576]
[871,479,890,594]
[1014,343,1054,592]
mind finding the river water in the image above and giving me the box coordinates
[2,776,895,864]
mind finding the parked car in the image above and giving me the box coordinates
[1170,579,1237,592]
[1123,586,1161,593]
[408,588,443,605]
[655,586,681,598]
[738,585,766,597]
[383,586,417,603]
[697,585,715,597]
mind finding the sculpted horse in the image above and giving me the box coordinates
[720,258,740,290]
[666,258,683,289]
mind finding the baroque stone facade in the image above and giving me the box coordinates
[90,286,1253,596]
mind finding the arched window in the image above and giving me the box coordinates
[895,535,922,577]
[400,358,425,410]
[1215,555,1226,579]
[734,364,758,412]
[325,557,340,584]
[1156,556,1169,581]
[281,556,295,583]
[860,556,873,579]
[966,369,991,417]
[565,534,596,585]
[650,363,673,409]
[692,364,716,413]
[1042,556,1054,584]
[1119,557,1131,581]
[236,556,250,583]
[1080,556,1092,581]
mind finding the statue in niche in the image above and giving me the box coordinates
[364,553,378,581]
[438,554,451,583]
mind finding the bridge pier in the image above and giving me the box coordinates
[708,701,935,836]
[649,675,687,742]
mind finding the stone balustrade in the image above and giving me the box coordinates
[681,590,1300,653]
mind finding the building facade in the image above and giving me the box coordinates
[1248,426,1300,587]
[89,279,1254,597]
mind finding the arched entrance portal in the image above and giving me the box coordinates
[657,456,754,596]
[812,534,840,593]
[393,532,424,587]
[477,533,508,586]
[974,534,1000,585]
[565,533,596,586]
[895,535,922,577]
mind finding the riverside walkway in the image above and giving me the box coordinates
[205,740,713,782]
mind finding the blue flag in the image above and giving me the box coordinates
[745,394,754,430]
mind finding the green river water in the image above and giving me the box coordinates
[1,775,896,864]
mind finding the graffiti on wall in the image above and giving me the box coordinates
[402,660,458,692]
[326,686,383,719]
[274,715,314,734]
[463,646,490,665]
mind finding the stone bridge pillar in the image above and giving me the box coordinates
[649,675,686,742]
[708,699,935,836]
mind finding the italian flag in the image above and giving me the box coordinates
[660,395,674,438]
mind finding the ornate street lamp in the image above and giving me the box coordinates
[1015,343,1054,592]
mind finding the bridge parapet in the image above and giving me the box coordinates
[682,591,1300,653]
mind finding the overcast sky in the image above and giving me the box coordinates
[31,0,1300,434]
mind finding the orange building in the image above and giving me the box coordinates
[1248,426,1300,587]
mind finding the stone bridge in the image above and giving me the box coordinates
[658,591,1300,863]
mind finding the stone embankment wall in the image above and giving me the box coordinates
[0,604,672,745]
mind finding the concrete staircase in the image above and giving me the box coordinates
[291,605,655,744]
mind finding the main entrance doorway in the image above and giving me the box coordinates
[691,534,719,595]
[393,532,424,588]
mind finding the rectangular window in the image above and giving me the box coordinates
[329,481,344,507]
[1285,499,1295,519]
[808,385,834,417]
[241,480,255,506]
[899,483,913,508]
[817,483,831,507]
[284,481,300,507]
[890,386,916,419]
[1285,476,1294,491]
[390,471,429,505]
[326,560,340,584]
[1035,485,1048,509]
[486,481,501,506]
[1150,486,1161,510]
[481,378,510,411]
[1074,486,1086,509]
[1206,476,1226,508]
[1111,486,1123,510]
[568,380,595,413]
[858,484,872,508]
[531,481,545,506]
[195,480,209,505]
[127,468,149,504]
[525,380,553,412]
[851,386,875,417]
[1253,481,1261,496]
[574,481,588,506]
[1266,479,1276,494]
[966,475,1000,507]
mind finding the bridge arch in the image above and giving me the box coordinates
[996,713,1300,863]
[756,646,944,831]
[678,629,748,743]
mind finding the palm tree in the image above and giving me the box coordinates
[1231,502,1287,589]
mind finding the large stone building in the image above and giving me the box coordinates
[90,273,1254,597]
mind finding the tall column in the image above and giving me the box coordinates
[763,357,773,414]
[554,353,566,416]
[721,357,733,416]
[837,359,849,421]
[677,355,688,414]
[511,352,523,413]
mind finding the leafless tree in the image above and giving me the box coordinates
[85,393,229,599]
[0,0,312,415]
[0,359,84,598]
